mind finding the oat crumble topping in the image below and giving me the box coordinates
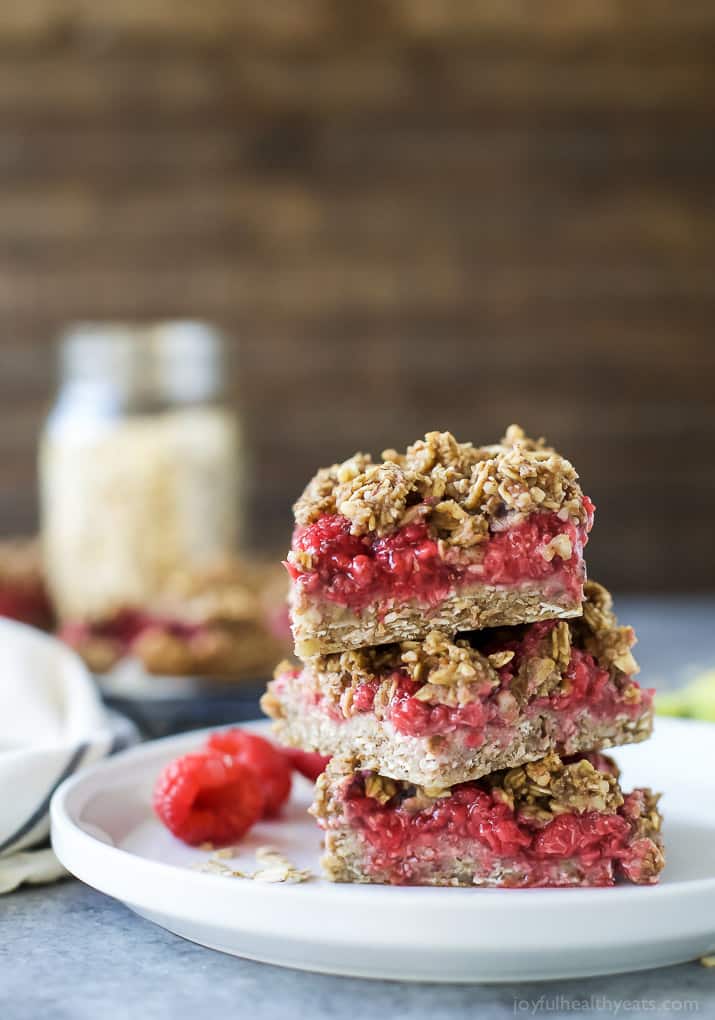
[293,426,588,542]
[575,580,639,677]
[490,753,623,820]
[313,751,648,835]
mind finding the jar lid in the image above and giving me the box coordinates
[59,322,227,404]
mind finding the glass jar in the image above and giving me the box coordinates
[40,323,242,621]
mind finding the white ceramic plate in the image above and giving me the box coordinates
[51,717,715,982]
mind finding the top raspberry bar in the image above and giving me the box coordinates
[286,426,594,657]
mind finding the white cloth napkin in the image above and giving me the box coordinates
[0,618,137,893]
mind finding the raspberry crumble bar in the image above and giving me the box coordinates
[311,752,664,887]
[286,426,594,656]
[264,581,653,788]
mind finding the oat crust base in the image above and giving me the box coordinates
[291,583,581,657]
[319,830,607,887]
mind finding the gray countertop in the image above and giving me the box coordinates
[3,596,715,1020]
[3,881,713,1020]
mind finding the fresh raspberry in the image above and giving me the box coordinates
[283,748,331,781]
[205,730,292,817]
[153,751,264,846]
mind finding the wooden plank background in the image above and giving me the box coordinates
[1,1,714,590]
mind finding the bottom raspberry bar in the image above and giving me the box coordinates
[311,752,664,888]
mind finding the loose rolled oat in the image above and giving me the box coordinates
[197,846,312,884]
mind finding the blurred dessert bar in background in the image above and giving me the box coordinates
[0,539,289,682]
[59,559,290,679]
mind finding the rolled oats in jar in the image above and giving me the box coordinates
[40,323,242,621]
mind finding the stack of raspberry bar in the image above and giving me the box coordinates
[263,427,664,888]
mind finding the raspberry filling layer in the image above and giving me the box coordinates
[304,619,652,745]
[332,775,655,887]
[287,501,593,612]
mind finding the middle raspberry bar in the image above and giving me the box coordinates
[263,582,654,788]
